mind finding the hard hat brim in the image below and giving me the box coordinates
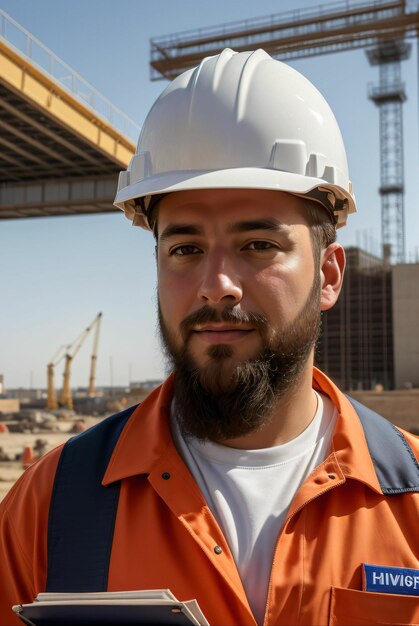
[113,167,355,229]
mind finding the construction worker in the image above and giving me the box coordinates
[1,49,418,626]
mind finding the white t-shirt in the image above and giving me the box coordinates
[171,391,337,626]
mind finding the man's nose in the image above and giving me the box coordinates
[197,251,243,305]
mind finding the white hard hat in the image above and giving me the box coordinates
[114,48,356,229]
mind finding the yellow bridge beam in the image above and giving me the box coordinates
[0,39,135,168]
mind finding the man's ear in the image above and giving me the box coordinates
[320,243,345,311]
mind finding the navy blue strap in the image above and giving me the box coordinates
[348,397,419,494]
[46,405,136,592]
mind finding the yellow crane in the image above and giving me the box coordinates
[47,312,103,411]
[46,345,68,410]
[88,312,102,397]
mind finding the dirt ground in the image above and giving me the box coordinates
[0,432,72,501]
[0,424,99,502]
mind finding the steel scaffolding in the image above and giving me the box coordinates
[317,247,394,390]
[367,40,411,264]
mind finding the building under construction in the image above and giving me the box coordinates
[316,249,419,390]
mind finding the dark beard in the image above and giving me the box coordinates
[159,276,321,443]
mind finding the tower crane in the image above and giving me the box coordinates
[46,312,103,411]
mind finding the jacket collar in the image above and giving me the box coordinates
[103,368,382,494]
[102,375,175,485]
[312,368,382,493]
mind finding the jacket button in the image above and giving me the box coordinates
[162,472,171,480]
[214,545,222,555]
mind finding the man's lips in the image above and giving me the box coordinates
[191,325,256,344]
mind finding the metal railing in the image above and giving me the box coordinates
[0,9,140,143]
[151,0,407,51]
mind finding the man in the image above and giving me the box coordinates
[1,49,418,626]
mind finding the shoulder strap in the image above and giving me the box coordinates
[347,396,419,495]
[46,405,136,592]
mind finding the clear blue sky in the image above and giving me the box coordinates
[1,0,418,389]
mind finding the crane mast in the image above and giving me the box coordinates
[60,353,74,410]
[46,344,67,410]
[88,312,102,397]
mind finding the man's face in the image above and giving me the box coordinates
[156,188,327,441]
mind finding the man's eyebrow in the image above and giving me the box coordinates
[159,224,203,241]
[159,218,291,241]
[228,218,291,234]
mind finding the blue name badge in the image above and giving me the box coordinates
[363,564,419,596]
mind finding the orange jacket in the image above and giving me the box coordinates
[0,368,418,626]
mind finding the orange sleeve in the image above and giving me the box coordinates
[0,447,62,626]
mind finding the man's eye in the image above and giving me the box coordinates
[171,245,201,256]
[244,241,277,251]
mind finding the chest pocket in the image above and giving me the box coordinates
[329,587,419,625]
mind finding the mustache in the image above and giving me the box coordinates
[180,305,268,339]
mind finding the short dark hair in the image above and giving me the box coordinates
[302,199,337,264]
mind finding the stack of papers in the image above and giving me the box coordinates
[12,589,210,625]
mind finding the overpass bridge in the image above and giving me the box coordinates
[0,9,139,220]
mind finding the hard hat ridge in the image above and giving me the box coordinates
[114,48,356,230]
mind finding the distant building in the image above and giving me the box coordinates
[5,388,44,402]
[316,247,419,391]
[129,380,163,392]
[392,263,419,389]
[0,374,3,395]
[0,399,19,414]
